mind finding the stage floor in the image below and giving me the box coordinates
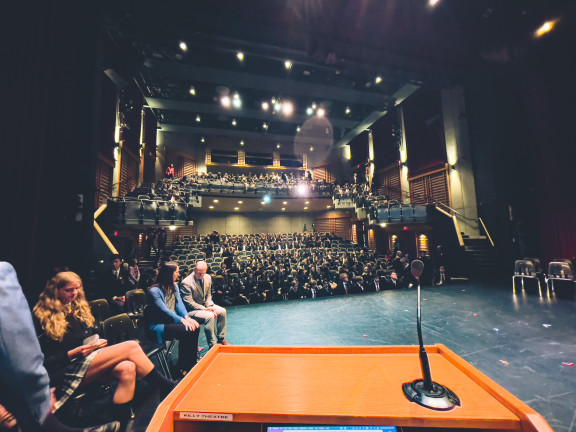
[133,280,576,432]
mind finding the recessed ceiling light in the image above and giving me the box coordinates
[345,106,351,114]
[306,107,313,116]
[201,137,205,143]
[428,0,440,7]
[240,140,245,146]
[282,101,294,116]
[310,146,314,152]
[276,143,281,149]
[311,102,317,109]
[284,60,292,70]
[213,199,219,203]
[236,52,244,61]
[262,101,269,111]
[195,115,201,122]
[274,101,282,112]
[232,119,237,126]
[179,41,188,52]
[317,108,325,117]
[220,95,231,108]
[375,76,382,84]
[189,86,196,95]
[232,92,242,108]
[263,122,268,130]
[296,126,301,132]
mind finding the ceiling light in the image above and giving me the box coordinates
[221,95,231,108]
[240,140,245,146]
[238,201,243,204]
[236,52,244,61]
[262,101,269,111]
[317,108,325,117]
[179,41,188,52]
[345,106,351,114]
[262,122,268,130]
[232,92,242,108]
[309,146,314,152]
[213,199,219,203]
[428,0,440,6]
[282,101,294,116]
[535,20,557,37]
[234,207,239,210]
[189,86,196,95]
[201,137,205,143]
[169,225,176,230]
[232,119,237,126]
[284,60,292,70]
[311,102,317,109]
[271,97,276,104]
[306,107,313,116]
[274,101,282,112]
[375,76,382,84]
[296,126,301,132]
[276,143,281,149]
[209,206,214,209]
[195,115,201,122]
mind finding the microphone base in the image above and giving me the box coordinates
[402,379,461,411]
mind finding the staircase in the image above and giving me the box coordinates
[463,235,500,278]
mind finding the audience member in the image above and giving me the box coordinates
[145,262,200,376]
[33,272,176,430]
[100,254,134,314]
[180,261,229,348]
[0,262,120,432]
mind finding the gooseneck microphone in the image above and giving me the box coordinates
[402,260,461,410]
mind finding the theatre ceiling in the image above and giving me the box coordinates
[104,0,572,152]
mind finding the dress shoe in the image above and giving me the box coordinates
[219,339,230,345]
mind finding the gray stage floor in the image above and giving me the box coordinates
[135,280,576,432]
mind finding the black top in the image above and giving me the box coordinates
[36,314,96,386]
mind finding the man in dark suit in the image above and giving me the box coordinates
[100,254,134,314]
[433,265,450,286]
[368,275,383,292]
[385,272,401,289]
[335,273,351,295]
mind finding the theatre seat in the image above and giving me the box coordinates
[512,260,542,296]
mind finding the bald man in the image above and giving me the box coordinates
[180,261,229,348]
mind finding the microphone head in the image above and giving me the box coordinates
[411,260,424,279]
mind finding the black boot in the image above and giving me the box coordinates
[142,367,177,399]
[112,402,133,432]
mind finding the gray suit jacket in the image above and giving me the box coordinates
[180,273,214,311]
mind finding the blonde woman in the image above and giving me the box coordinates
[34,272,175,429]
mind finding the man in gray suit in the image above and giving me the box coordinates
[180,261,229,348]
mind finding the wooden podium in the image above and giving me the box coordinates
[147,345,553,432]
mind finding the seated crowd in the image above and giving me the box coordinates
[166,232,445,306]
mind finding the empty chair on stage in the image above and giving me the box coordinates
[512,259,542,296]
[547,261,575,300]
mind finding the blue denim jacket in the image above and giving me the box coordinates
[0,262,51,429]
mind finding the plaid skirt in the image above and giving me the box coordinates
[53,349,101,412]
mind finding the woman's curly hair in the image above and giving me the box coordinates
[33,272,94,341]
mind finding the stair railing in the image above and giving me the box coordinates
[434,202,494,247]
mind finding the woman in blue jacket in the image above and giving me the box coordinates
[146,262,200,375]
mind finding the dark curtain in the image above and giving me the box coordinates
[372,110,399,168]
